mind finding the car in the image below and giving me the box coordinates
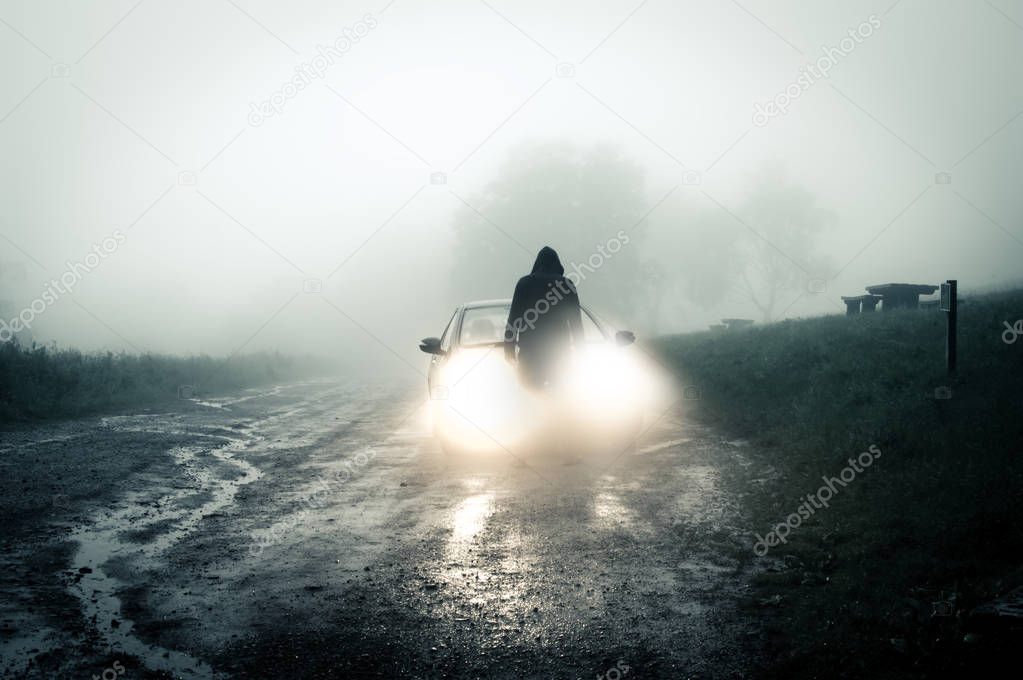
[418,299,646,456]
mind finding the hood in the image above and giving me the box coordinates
[531,246,564,276]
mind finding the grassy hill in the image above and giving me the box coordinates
[653,289,1023,678]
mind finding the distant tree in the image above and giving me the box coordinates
[639,194,747,330]
[731,167,835,322]
[448,142,654,327]
[0,261,31,344]
[646,165,834,326]
[0,261,26,313]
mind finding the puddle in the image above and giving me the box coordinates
[446,492,495,564]
[637,437,690,455]
[67,427,263,678]
[593,491,634,524]
[185,384,288,410]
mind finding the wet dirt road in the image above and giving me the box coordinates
[1,381,764,678]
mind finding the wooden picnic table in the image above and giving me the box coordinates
[841,294,882,315]
[865,283,938,311]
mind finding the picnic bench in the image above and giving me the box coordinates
[865,283,939,311]
[841,294,882,315]
[720,318,754,330]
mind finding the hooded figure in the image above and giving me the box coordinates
[505,246,583,389]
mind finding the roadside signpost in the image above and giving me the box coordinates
[940,280,957,374]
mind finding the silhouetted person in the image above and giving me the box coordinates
[505,246,583,390]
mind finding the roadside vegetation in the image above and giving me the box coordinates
[0,342,332,422]
[654,288,1023,678]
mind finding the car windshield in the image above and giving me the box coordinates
[458,304,607,347]
[459,306,508,346]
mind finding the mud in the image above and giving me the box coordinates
[1,380,766,678]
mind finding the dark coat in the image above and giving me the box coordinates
[504,247,583,387]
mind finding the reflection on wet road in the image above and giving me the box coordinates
[3,380,762,678]
[450,492,495,547]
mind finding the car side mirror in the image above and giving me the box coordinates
[615,330,635,347]
[419,337,445,355]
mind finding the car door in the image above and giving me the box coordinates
[428,308,459,397]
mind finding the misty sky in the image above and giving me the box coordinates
[1,0,1021,373]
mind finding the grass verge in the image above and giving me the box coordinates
[0,342,331,422]
[652,289,1023,678]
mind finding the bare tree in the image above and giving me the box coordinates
[642,165,833,326]
[731,172,834,322]
[449,142,653,327]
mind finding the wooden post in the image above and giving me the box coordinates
[941,280,957,375]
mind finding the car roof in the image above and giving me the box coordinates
[462,299,512,310]
[460,299,596,314]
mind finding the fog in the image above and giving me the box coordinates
[1,0,1021,376]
